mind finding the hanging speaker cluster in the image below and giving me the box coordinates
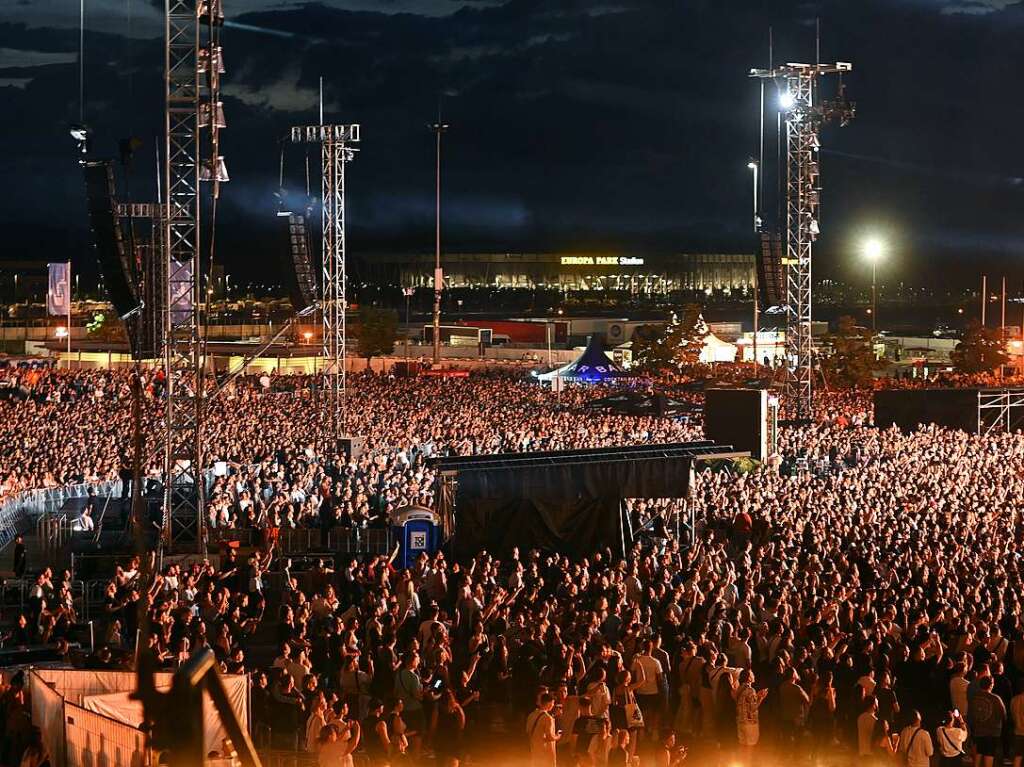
[279,213,318,314]
[757,231,785,309]
[81,161,140,320]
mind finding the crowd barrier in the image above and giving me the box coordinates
[64,702,149,767]
[208,525,393,556]
[1,479,124,557]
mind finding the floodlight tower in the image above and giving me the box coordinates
[749,61,854,420]
[163,0,226,548]
[288,124,360,445]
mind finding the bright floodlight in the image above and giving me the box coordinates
[779,91,795,110]
[747,161,757,170]
[863,237,885,262]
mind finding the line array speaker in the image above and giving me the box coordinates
[757,231,785,309]
[82,161,139,319]
[280,213,317,313]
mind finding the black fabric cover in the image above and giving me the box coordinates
[874,388,979,433]
[453,454,691,558]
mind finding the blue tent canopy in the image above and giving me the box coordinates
[538,335,635,383]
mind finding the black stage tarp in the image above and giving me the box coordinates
[874,388,979,432]
[431,442,741,558]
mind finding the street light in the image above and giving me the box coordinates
[430,118,449,365]
[747,160,759,232]
[748,160,761,368]
[862,237,886,333]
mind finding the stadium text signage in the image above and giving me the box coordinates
[560,256,645,266]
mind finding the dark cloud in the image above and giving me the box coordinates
[1,0,1023,287]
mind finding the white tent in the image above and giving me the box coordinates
[29,668,249,763]
[700,331,738,363]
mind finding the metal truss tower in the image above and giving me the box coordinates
[163,0,225,547]
[289,124,360,444]
[750,62,854,420]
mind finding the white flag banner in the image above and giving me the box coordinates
[169,258,194,325]
[47,262,71,317]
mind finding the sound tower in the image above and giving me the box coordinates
[81,161,140,319]
[757,231,785,309]
[280,213,317,313]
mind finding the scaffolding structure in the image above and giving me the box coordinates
[750,62,854,420]
[288,124,360,443]
[978,389,1024,436]
[162,0,225,547]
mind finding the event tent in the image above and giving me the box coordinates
[29,668,249,767]
[700,331,738,363]
[537,335,636,384]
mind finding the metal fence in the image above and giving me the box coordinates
[1,479,124,557]
[207,526,393,556]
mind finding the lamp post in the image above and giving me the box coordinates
[403,286,413,366]
[747,160,759,232]
[430,118,448,365]
[862,238,885,333]
[748,160,760,368]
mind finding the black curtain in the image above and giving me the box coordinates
[454,457,690,559]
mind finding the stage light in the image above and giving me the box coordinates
[302,331,313,342]
[200,156,229,182]
[69,123,91,155]
[198,101,227,129]
[779,91,795,110]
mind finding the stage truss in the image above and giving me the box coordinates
[289,124,360,444]
[750,62,854,420]
[978,389,1024,436]
[163,0,225,548]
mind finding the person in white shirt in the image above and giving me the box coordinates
[949,662,969,717]
[898,710,934,767]
[936,709,968,767]
[526,693,561,767]
[631,639,664,738]
[78,508,95,532]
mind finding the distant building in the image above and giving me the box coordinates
[0,260,49,303]
[363,252,755,294]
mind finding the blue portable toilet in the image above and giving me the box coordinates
[390,505,441,569]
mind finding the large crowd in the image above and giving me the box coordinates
[3,367,1024,767]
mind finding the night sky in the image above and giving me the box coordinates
[1,0,1023,288]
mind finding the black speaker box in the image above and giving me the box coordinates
[82,161,139,318]
[757,231,785,308]
[280,213,317,313]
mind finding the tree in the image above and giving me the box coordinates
[630,323,675,374]
[629,304,709,376]
[821,315,876,386]
[667,303,708,371]
[85,312,127,343]
[951,320,1008,374]
[355,306,398,363]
